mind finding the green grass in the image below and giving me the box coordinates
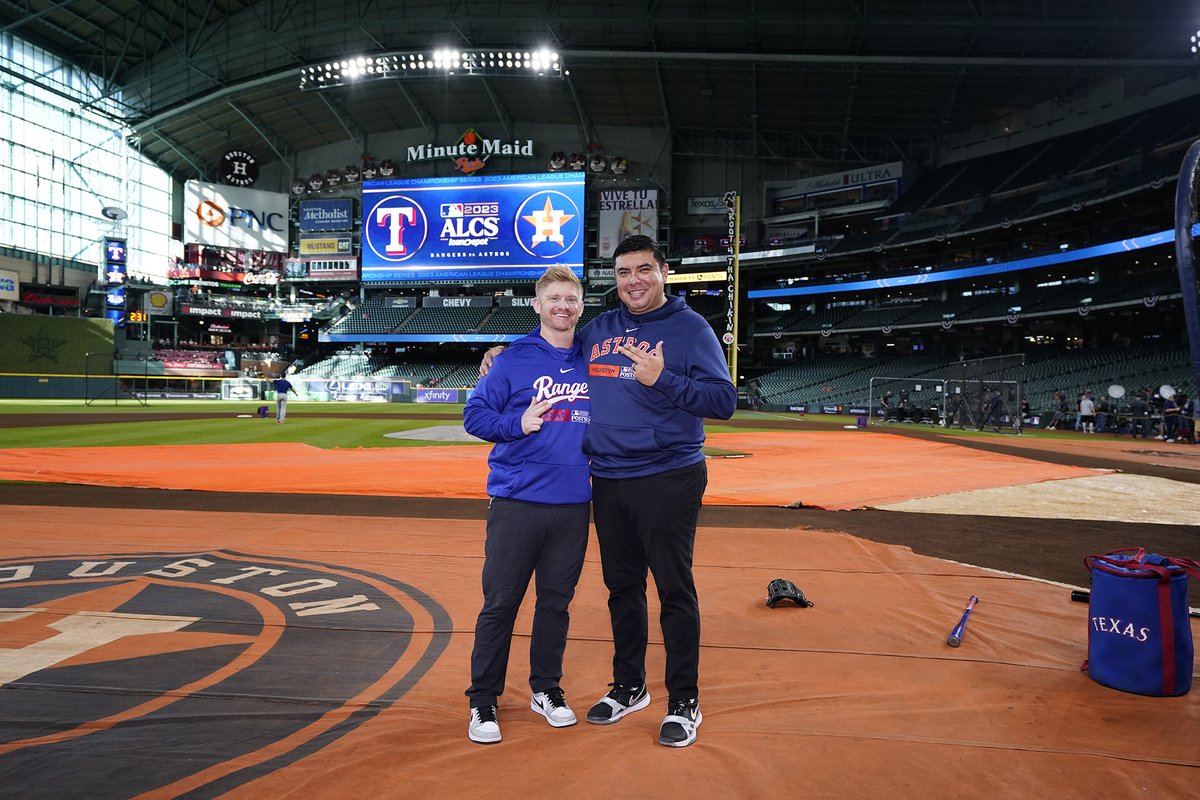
[0,401,480,449]
[0,400,1082,450]
[0,399,466,417]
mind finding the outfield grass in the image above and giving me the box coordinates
[0,399,1082,450]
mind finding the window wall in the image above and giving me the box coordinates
[0,33,176,282]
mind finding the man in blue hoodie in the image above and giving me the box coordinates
[462,265,592,745]
[579,235,737,748]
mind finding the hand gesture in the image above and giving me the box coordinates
[479,346,506,377]
[521,396,555,434]
[616,340,665,386]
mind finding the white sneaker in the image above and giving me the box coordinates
[468,704,501,744]
[531,687,577,727]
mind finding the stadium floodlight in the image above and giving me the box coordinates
[300,48,564,89]
[1192,29,1200,55]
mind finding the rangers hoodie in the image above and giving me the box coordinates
[581,295,737,478]
[463,327,591,504]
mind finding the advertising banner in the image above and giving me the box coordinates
[415,387,461,403]
[299,199,354,232]
[360,171,585,283]
[294,378,399,402]
[184,181,288,253]
[687,196,725,215]
[597,189,658,258]
[179,304,264,320]
[299,234,353,256]
[0,267,18,302]
[298,258,358,281]
[144,289,173,316]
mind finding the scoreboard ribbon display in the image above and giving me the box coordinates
[361,171,585,282]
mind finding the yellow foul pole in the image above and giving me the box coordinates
[722,191,741,382]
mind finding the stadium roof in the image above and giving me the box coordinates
[3,0,1198,183]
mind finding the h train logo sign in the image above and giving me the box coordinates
[0,551,450,796]
[361,171,585,282]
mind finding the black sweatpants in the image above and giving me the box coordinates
[466,497,589,708]
[592,460,706,702]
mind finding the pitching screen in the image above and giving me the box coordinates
[360,171,585,283]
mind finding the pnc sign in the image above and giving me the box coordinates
[184,180,289,253]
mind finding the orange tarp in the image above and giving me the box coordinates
[0,431,1099,509]
[1,504,1196,799]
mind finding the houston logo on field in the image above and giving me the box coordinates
[0,551,450,796]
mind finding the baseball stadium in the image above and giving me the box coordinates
[0,3,1198,798]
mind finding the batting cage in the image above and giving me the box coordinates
[870,354,1026,433]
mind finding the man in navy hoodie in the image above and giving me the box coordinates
[462,265,592,745]
[580,235,737,748]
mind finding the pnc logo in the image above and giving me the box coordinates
[0,551,450,796]
[193,200,285,232]
[195,200,226,227]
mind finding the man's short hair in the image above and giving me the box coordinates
[535,264,582,296]
[612,234,667,268]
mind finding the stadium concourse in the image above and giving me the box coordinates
[1,410,1198,799]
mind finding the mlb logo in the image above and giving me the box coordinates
[440,203,464,218]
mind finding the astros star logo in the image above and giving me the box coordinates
[20,333,66,363]
[622,210,655,237]
[522,197,575,247]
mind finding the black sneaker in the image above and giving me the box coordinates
[658,697,702,747]
[468,704,501,744]
[585,682,650,725]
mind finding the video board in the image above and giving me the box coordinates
[360,171,585,283]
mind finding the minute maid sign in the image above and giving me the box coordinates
[406,128,534,175]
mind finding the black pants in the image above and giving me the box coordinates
[592,460,706,702]
[466,497,589,707]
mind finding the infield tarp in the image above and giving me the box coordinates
[0,431,1100,509]
[0,504,1195,799]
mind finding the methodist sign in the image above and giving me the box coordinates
[184,181,288,253]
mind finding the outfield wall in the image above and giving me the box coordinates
[0,315,114,376]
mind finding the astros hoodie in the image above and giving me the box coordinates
[463,327,591,504]
[581,295,737,478]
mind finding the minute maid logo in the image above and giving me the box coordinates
[364,183,581,264]
[0,550,449,796]
[407,128,534,175]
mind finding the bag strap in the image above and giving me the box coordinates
[1164,558,1200,581]
[1157,576,1176,694]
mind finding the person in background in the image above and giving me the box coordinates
[1162,391,1181,443]
[271,373,297,424]
[1095,394,1110,433]
[1078,391,1096,434]
[462,265,591,745]
[1129,392,1149,439]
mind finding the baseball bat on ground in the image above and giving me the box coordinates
[947,595,980,647]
